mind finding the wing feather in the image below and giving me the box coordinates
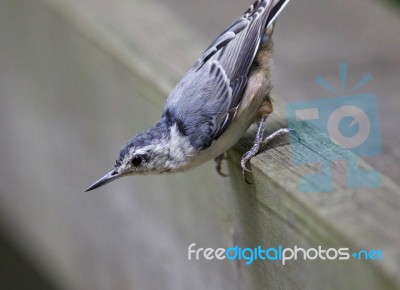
[164,0,290,149]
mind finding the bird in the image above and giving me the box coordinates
[86,0,294,192]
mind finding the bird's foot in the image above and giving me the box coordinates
[241,121,300,182]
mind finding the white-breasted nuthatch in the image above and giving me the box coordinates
[86,0,294,191]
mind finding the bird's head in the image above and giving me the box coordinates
[85,121,194,191]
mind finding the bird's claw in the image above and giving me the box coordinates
[240,156,253,173]
[241,151,255,183]
[215,154,229,177]
[288,128,301,144]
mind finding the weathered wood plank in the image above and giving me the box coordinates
[229,101,400,289]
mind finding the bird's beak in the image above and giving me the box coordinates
[85,168,120,192]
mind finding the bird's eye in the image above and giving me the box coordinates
[131,155,144,167]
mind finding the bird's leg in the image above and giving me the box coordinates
[240,93,301,182]
[241,121,301,182]
[241,115,268,181]
[215,153,229,176]
[240,97,273,182]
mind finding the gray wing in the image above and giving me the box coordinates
[163,0,288,150]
